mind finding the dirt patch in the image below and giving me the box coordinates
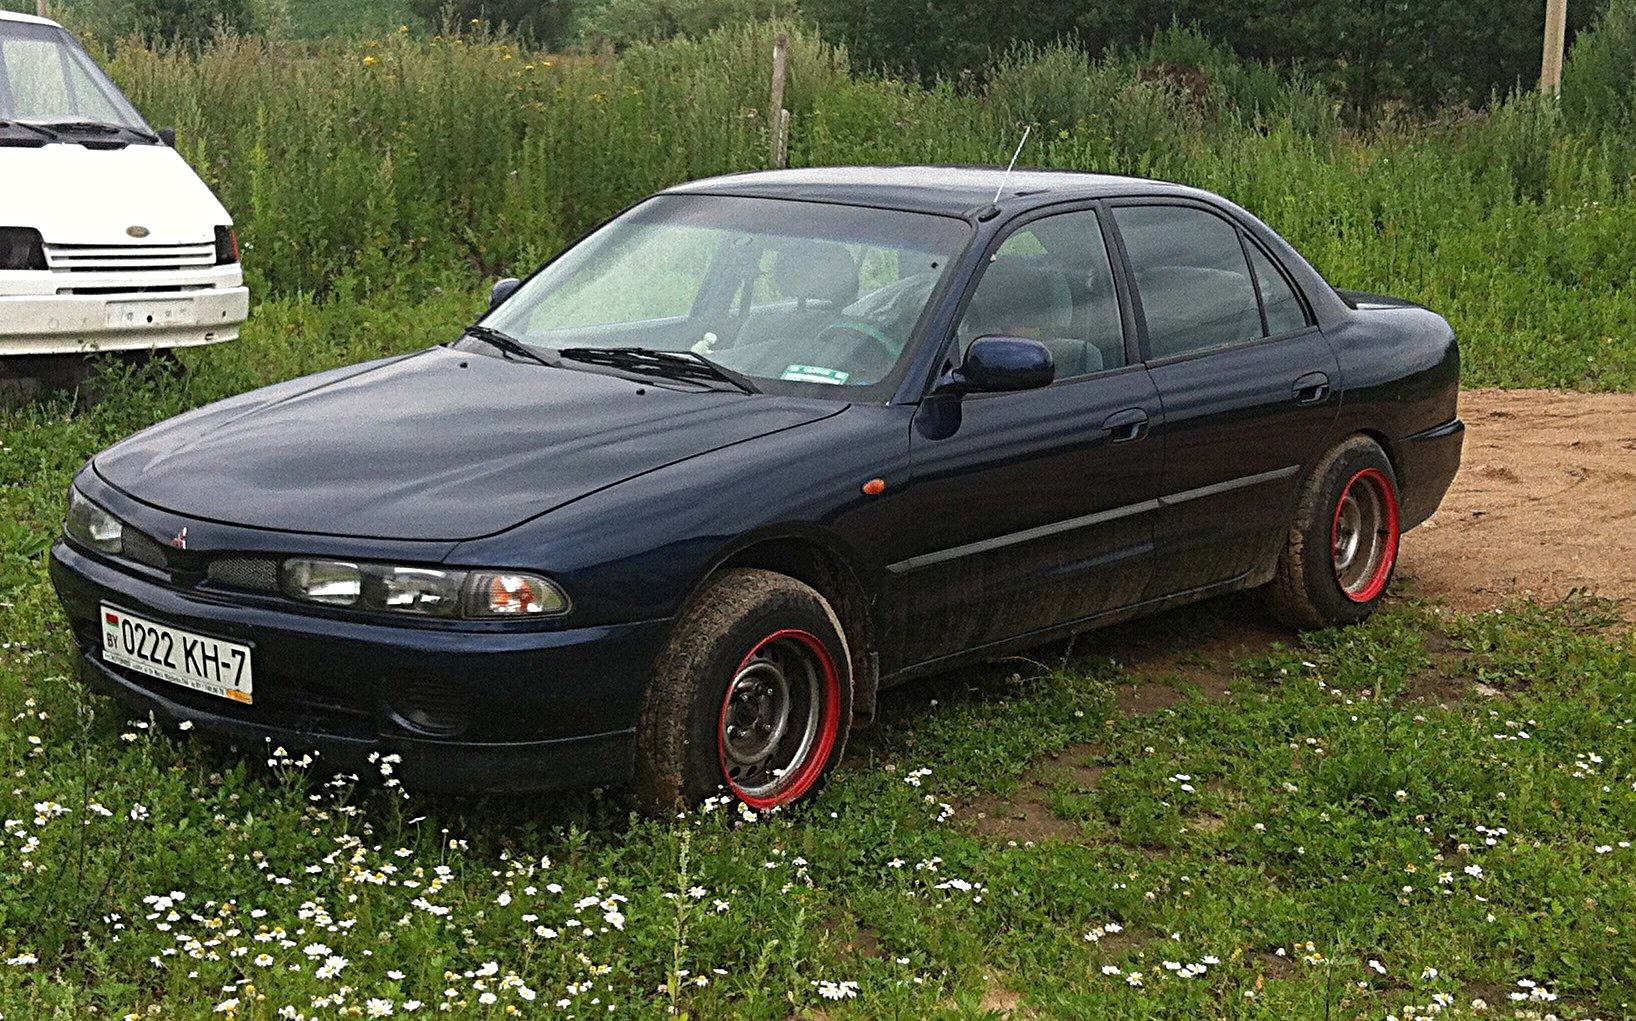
[1399,388,1636,614]
[966,789,1082,844]
[965,742,1104,844]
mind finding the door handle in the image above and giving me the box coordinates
[1292,371,1331,405]
[1100,408,1149,444]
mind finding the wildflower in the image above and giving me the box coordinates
[813,980,859,1000]
[366,999,394,1017]
[1125,971,1144,987]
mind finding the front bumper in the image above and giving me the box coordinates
[51,540,671,794]
[0,284,249,356]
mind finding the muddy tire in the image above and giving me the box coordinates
[1265,436,1402,630]
[634,569,851,814]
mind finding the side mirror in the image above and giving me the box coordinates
[158,127,177,147]
[489,277,521,310]
[937,336,1055,395]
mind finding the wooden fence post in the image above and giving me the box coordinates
[36,0,50,19]
[1541,0,1569,94]
[769,31,790,168]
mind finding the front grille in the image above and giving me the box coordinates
[206,556,281,593]
[120,529,171,570]
[45,241,216,273]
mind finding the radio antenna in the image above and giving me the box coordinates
[992,124,1032,205]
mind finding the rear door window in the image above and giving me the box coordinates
[1247,241,1311,336]
[1112,205,1263,360]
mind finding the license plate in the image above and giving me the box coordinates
[100,604,253,704]
[104,299,194,330]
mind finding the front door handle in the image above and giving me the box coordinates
[1100,408,1150,444]
[1293,371,1331,405]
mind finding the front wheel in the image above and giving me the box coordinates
[635,569,851,813]
[1265,436,1402,629]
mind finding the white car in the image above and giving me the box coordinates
[0,10,248,364]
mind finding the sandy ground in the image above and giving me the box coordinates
[1399,388,1636,612]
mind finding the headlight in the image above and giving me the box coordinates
[214,225,239,265]
[281,559,567,618]
[282,559,361,606]
[65,490,123,554]
[0,227,46,271]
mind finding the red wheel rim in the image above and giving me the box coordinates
[716,628,841,809]
[1331,467,1400,603]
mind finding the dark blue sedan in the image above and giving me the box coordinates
[50,166,1463,810]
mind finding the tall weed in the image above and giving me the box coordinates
[88,19,1636,391]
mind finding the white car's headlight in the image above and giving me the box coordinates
[281,559,567,618]
[65,490,123,554]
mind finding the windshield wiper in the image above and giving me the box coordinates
[0,119,59,141]
[39,120,159,143]
[462,325,553,368]
[558,347,758,394]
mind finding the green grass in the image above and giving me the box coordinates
[2,292,1634,1017]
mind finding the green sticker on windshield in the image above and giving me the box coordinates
[780,364,851,385]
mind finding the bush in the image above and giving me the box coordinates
[1563,0,1636,133]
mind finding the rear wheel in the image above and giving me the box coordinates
[635,569,850,813]
[1266,436,1401,629]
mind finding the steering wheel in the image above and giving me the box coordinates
[811,318,901,363]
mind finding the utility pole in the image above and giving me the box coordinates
[769,31,790,169]
[1541,0,1568,94]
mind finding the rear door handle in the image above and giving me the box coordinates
[1100,408,1149,444]
[1293,371,1331,405]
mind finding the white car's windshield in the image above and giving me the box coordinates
[0,19,151,134]
[481,194,972,398]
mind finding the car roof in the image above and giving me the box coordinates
[665,165,1212,217]
[0,10,59,26]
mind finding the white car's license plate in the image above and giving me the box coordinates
[104,298,194,330]
[100,604,254,704]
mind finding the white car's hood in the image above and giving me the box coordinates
[0,143,232,245]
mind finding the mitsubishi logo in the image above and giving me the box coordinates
[170,527,188,549]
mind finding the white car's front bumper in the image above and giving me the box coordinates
[0,265,249,356]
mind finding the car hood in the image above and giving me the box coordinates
[0,144,232,245]
[95,347,846,541]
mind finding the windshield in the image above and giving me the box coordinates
[0,20,150,133]
[480,194,972,399]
